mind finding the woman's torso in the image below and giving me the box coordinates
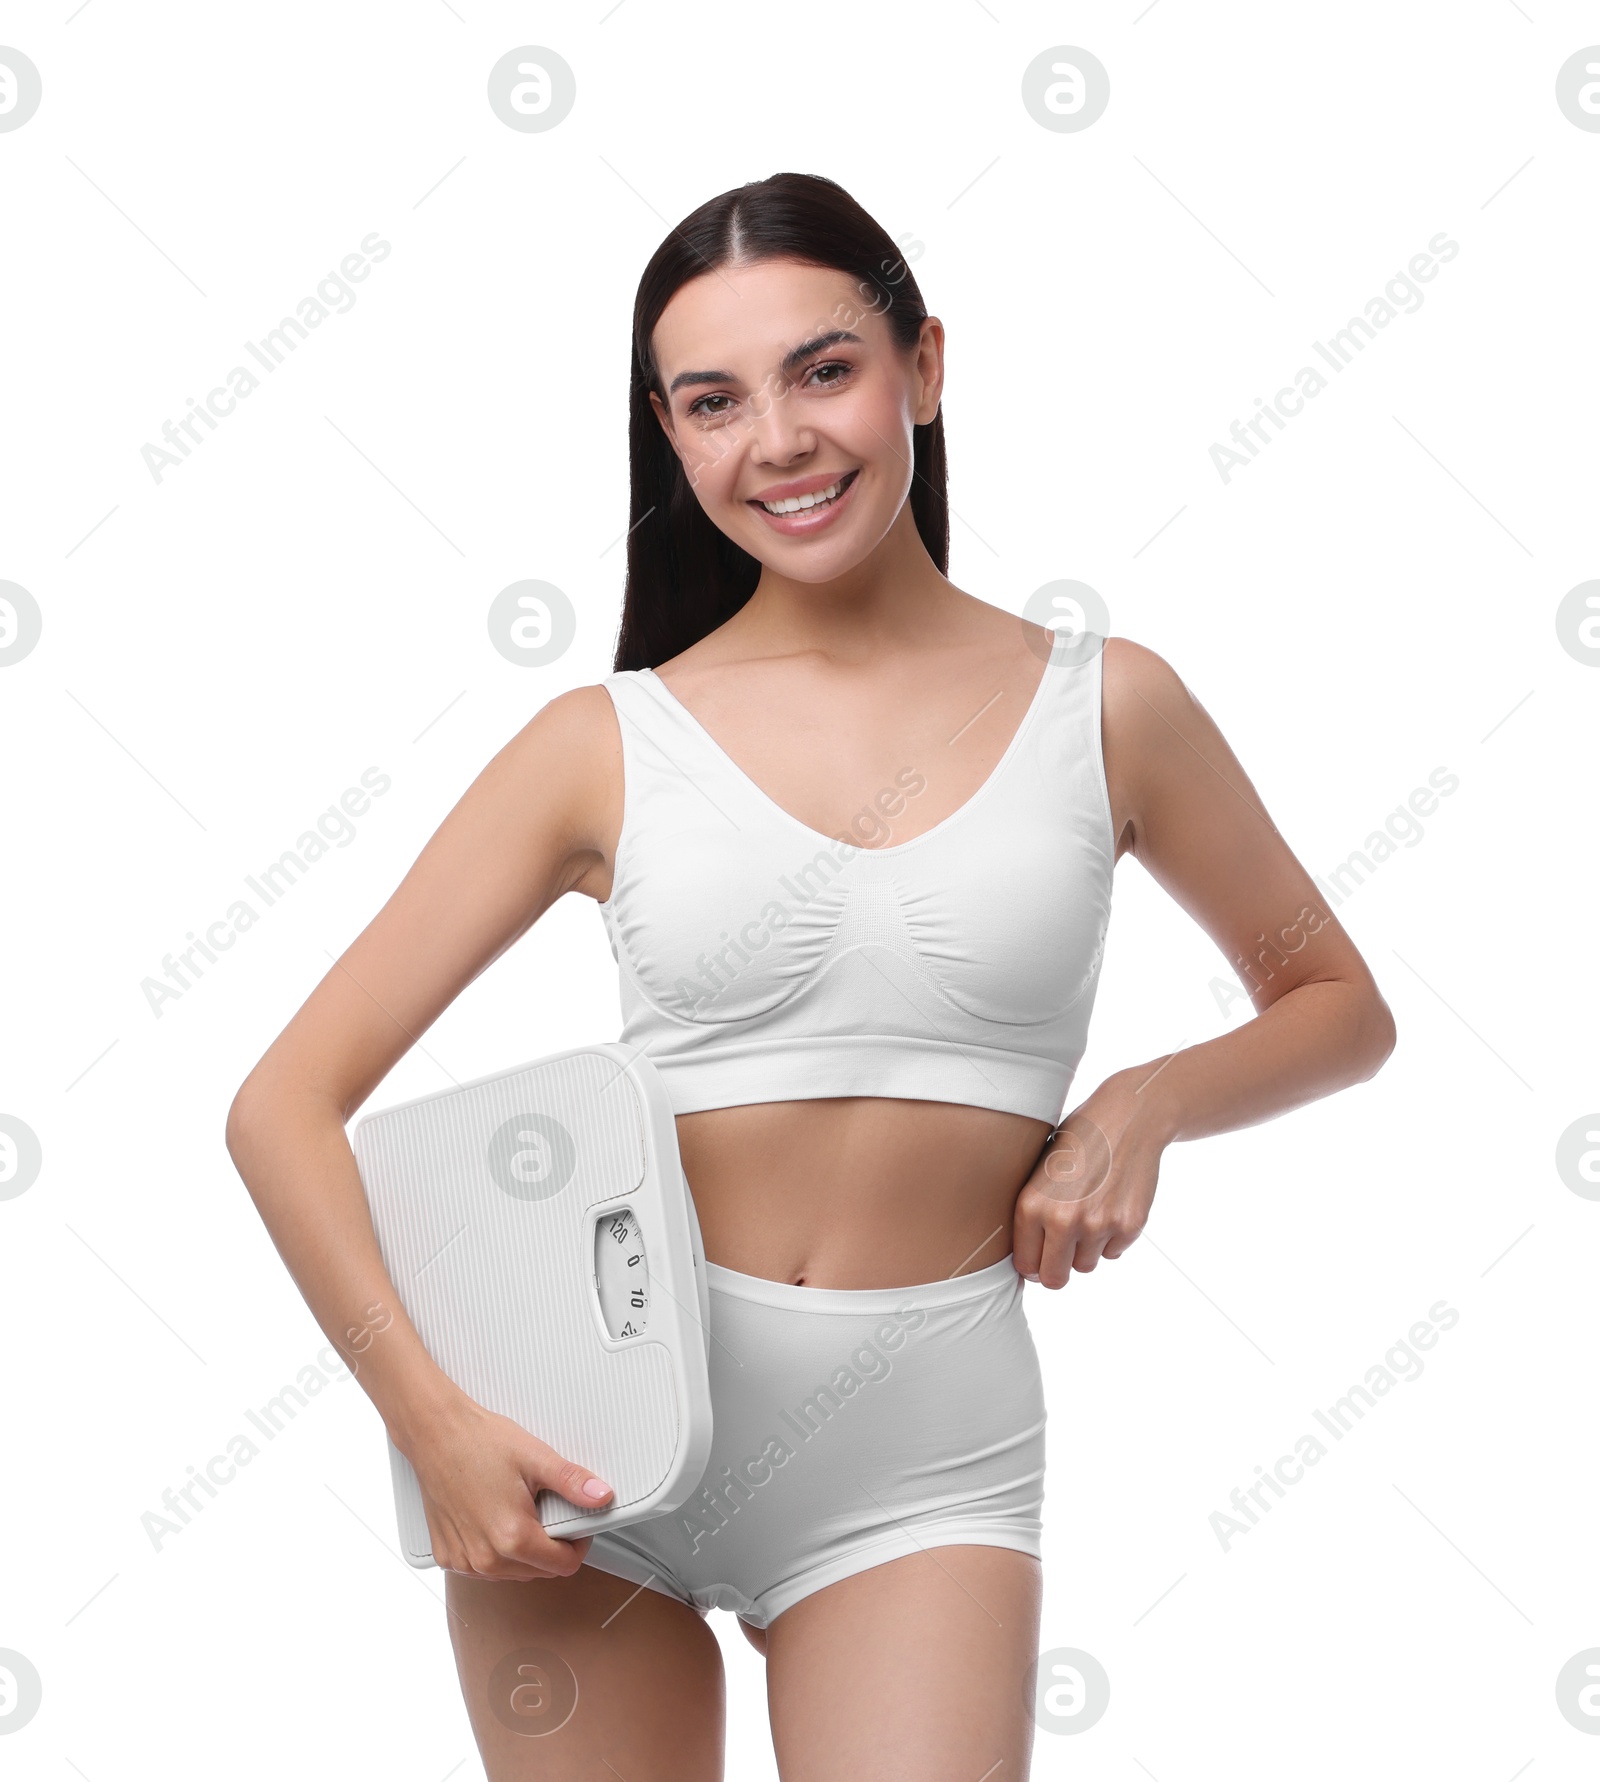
[571,615,1128,1289]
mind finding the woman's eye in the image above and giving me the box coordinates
[685,360,853,420]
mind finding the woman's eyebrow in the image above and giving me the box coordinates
[666,328,864,396]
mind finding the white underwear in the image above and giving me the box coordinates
[582,1252,1047,1630]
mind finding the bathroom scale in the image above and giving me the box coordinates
[349,1042,714,1569]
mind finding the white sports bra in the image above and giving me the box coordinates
[596,635,1116,1124]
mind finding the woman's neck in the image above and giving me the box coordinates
[722,506,966,666]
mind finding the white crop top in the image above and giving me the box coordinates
[596,635,1116,1124]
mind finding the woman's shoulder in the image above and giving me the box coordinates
[1099,632,1192,721]
[491,682,625,810]
[482,683,624,885]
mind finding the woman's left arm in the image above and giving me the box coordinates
[1012,636,1397,1288]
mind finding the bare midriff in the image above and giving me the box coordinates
[673,1097,1053,1290]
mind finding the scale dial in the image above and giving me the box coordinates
[594,1208,650,1339]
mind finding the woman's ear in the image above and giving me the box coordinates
[648,390,683,462]
[913,317,945,426]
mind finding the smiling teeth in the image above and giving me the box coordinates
[760,476,848,514]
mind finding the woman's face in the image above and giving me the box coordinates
[648,255,943,582]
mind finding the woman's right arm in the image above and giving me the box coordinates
[223,683,624,1580]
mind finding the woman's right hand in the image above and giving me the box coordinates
[399,1387,616,1580]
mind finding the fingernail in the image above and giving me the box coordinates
[583,1478,612,1499]
[1024,1272,1040,1282]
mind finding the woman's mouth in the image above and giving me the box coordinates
[747,467,861,534]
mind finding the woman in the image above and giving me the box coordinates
[226,172,1395,1778]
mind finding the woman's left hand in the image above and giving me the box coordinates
[1011,1066,1171,1289]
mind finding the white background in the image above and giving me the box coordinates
[1,3,1595,1776]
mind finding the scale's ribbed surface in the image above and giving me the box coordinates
[353,1051,681,1535]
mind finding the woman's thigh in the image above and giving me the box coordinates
[763,1544,1043,1780]
[445,1560,726,1780]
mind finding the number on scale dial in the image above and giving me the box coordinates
[594,1208,649,1339]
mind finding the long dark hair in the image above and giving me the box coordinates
[612,172,949,672]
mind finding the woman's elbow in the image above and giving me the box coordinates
[225,1069,283,1163]
[224,1081,261,1164]
[1354,990,1398,1080]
